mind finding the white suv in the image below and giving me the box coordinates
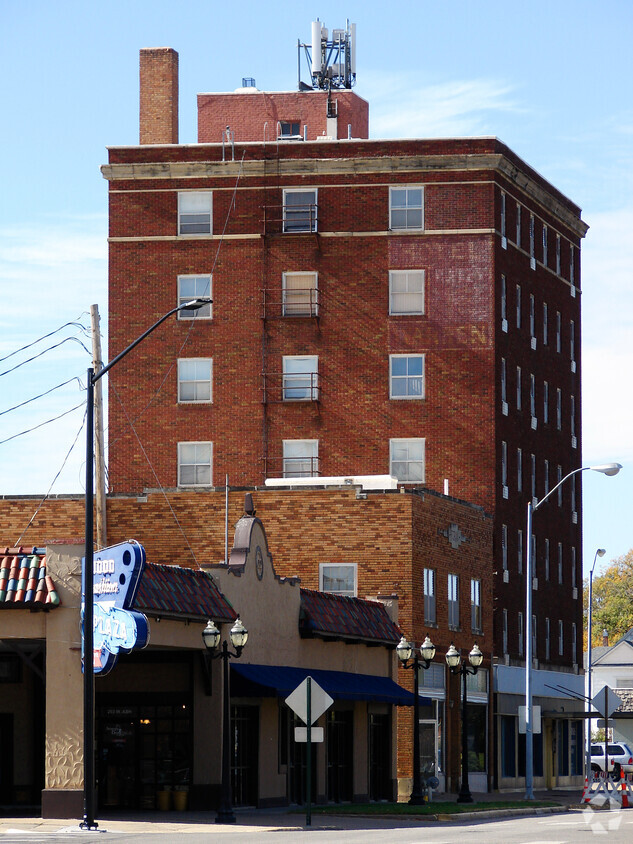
[590,742,633,775]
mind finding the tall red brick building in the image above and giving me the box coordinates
[100,45,588,791]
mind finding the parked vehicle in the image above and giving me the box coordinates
[590,742,633,776]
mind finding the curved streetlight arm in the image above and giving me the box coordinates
[533,466,585,512]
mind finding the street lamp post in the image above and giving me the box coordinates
[80,297,211,830]
[396,634,436,804]
[586,547,606,778]
[446,642,484,804]
[202,617,249,824]
[524,462,621,800]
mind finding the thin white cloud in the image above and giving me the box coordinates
[363,72,520,138]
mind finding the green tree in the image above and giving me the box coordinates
[584,549,633,647]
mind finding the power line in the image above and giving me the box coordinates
[0,400,85,446]
[0,336,91,378]
[0,376,83,417]
[0,319,90,364]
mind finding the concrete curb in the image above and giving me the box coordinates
[435,804,570,822]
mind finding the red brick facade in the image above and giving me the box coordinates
[139,48,179,145]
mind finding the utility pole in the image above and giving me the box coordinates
[90,305,107,549]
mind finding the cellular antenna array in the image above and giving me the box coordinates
[298,19,357,91]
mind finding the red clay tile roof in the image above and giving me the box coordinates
[0,547,60,609]
[134,562,236,623]
[299,588,401,645]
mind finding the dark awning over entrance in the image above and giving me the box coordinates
[231,663,423,706]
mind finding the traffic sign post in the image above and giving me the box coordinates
[285,676,333,827]
[592,686,623,775]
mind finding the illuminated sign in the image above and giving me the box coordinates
[82,540,150,675]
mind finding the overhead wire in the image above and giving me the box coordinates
[0,336,91,378]
[0,400,85,446]
[0,376,83,417]
[0,318,90,364]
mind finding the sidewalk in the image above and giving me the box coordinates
[0,791,581,835]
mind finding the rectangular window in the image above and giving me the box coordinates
[571,395,576,438]
[471,579,482,633]
[571,474,576,515]
[389,270,425,315]
[556,388,562,430]
[424,568,436,624]
[517,529,523,574]
[319,563,357,596]
[283,440,318,477]
[532,614,537,659]
[178,441,212,487]
[529,214,535,264]
[279,120,301,138]
[542,225,548,266]
[570,320,576,366]
[500,191,506,240]
[283,188,318,233]
[558,619,564,656]
[544,459,549,496]
[516,366,522,410]
[556,311,562,353]
[531,453,536,500]
[543,381,549,424]
[390,354,425,399]
[502,608,508,654]
[282,272,318,316]
[517,448,522,493]
[389,186,424,230]
[282,356,318,400]
[178,358,212,403]
[543,302,548,345]
[516,284,521,328]
[572,623,577,664]
[529,294,535,339]
[448,574,459,629]
[544,538,550,581]
[390,438,425,483]
[558,542,563,585]
[516,203,521,246]
[556,234,561,275]
[545,618,550,661]
[557,465,563,506]
[530,373,536,418]
[501,358,507,404]
[502,524,508,571]
[570,244,575,287]
[518,611,524,656]
[501,441,507,488]
[178,191,212,235]
[571,547,577,588]
[178,275,212,319]
[501,275,507,325]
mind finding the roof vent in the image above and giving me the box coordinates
[242,77,256,88]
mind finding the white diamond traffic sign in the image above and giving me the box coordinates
[592,686,623,718]
[285,676,333,725]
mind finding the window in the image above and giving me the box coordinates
[518,611,524,656]
[282,356,318,400]
[502,609,508,654]
[529,213,535,265]
[545,618,550,660]
[319,563,357,596]
[570,244,575,287]
[517,529,523,574]
[571,395,576,439]
[283,440,318,477]
[501,358,507,405]
[543,302,548,345]
[516,203,521,246]
[557,465,563,506]
[556,311,562,353]
[502,524,508,571]
[558,542,563,585]
[571,547,577,589]
[532,614,537,659]
[571,475,576,517]
[556,388,562,430]
[283,188,317,233]
[390,439,425,483]
[448,574,459,629]
[542,225,548,267]
[530,374,536,418]
[516,366,522,410]
[389,186,424,230]
[282,272,318,316]
[178,191,212,235]
[544,538,550,581]
[500,191,507,246]
[178,275,212,319]
[530,453,536,500]
[501,275,507,327]
[516,284,521,328]
[570,320,576,368]
[517,448,522,492]
[558,619,564,656]
[178,442,212,487]
[529,294,535,340]
[178,359,212,403]
[471,578,482,633]
[390,354,425,399]
[543,381,549,424]
[424,568,436,624]
[572,623,577,664]
[544,459,549,495]
[501,441,508,489]
[279,120,301,138]
[389,270,425,315]
[556,234,561,275]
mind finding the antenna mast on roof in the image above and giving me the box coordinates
[297,19,356,91]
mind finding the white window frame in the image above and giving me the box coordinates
[389,185,424,231]
[389,354,425,399]
[448,573,460,629]
[424,568,436,624]
[177,441,212,487]
[282,356,319,401]
[178,275,212,319]
[389,270,425,315]
[471,578,482,634]
[500,191,507,246]
[283,188,318,233]
[177,358,212,403]
[282,271,319,316]
[319,563,357,597]
[178,191,212,235]
[282,439,319,478]
[390,438,425,484]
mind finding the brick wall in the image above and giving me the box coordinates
[140,47,178,144]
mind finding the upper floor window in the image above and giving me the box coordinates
[518,611,524,656]
[448,573,460,629]
[542,225,548,267]
[283,189,318,233]
[282,272,318,316]
[282,356,319,401]
[502,609,508,654]
[516,366,522,410]
[570,244,575,287]
[516,284,522,328]
[319,563,356,597]
[424,568,436,624]
[283,440,319,477]
[178,358,212,403]
[556,234,561,275]
[543,381,549,424]
[178,441,212,487]
[556,311,562,353]
[389,270,425,315]
[471,578,482,633]
[389,186,424,231]
[517,448,523,493]
[529,214,535,266]
[570,320,576,368]
[558,619,564,656]
[178,275,212,319]
[279,120,301,138]
[390,438,425,483]
[543,302,548,345]
[500,191,507,246]
[516,203,522,246]
[501,358,507,405]
[390,354,425,399]
[556,388,562,430]
[529,294,535,340]
[517,528,523,574]
[178,191,212,235]
[501,275,507,329]
[501,524,508,570]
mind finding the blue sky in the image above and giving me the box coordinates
[1,0,631,578]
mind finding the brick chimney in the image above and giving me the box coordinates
[139,48,179,144]
[603,629,609,647]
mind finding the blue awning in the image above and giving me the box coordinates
[231,663,424,707]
